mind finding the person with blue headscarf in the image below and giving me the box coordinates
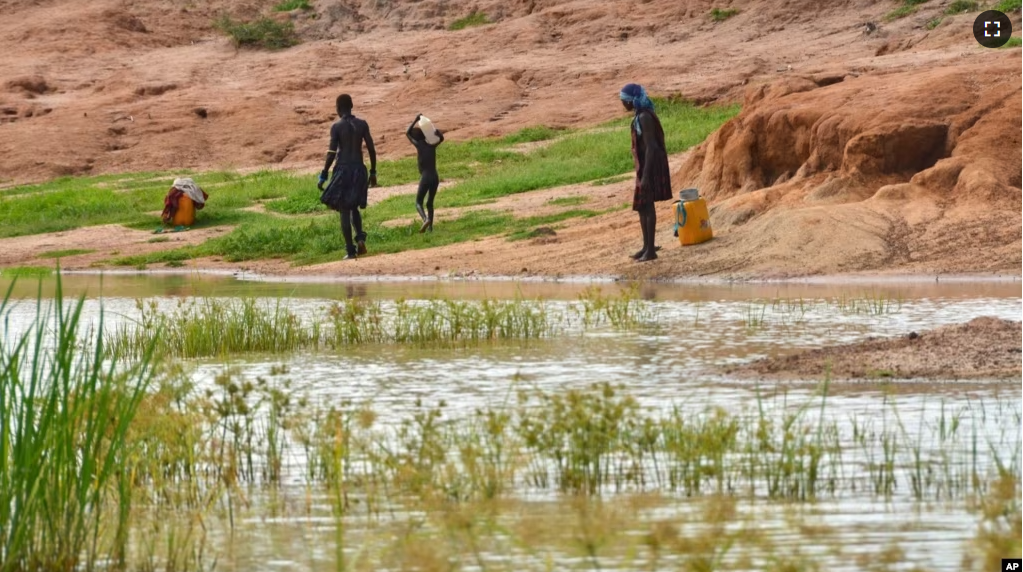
[620,83,672,262]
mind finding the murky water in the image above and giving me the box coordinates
[2,273,1020,571]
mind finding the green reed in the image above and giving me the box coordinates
[107,290,654,358]
[0,278,155,572]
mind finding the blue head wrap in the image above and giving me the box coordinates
[619,83,654,135]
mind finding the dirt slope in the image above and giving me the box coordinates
[0,0,1020,278]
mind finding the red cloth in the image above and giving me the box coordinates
[161,186,209,224]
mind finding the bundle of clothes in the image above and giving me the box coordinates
[160,177,208,227]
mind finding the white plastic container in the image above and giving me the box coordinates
[679,188,700,202]
[417,115,441,145]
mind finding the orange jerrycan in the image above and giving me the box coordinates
[674,188,713,246]
[172,195,196,227]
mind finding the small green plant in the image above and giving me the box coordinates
[38,248,94,258]
[216,15,299,49]
[885,5,918,20]
[274,0,312,10]
[449,11,490,30]
[545,196,589,207]
[925,16,944,28]
[945,0,978,14]
[994,0,1021,11]
[710,7,740,21]
[1003,36,1022,47]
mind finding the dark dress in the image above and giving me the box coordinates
[631,109,672,211]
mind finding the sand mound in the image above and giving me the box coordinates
[729,317,1023,381]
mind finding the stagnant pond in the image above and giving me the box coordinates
[1,273,1020,571]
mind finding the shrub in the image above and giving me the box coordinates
[449,11,490,30]
[944,0,978,14]
[710,8,740,21]
[216,16,299,50]
[274,0,312,10]
[885,5,918,20]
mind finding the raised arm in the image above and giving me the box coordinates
[406,114,422,146]
[433,129,444,147]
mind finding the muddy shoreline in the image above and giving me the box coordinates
[729,317,1023,381]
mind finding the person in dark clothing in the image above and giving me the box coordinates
[318,94,378,260]
[620,83,672,262]
[406,114,444,233]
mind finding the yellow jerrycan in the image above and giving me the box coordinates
[674,188,713,246]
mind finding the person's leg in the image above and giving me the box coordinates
[340,210,357,258]
[421,179,438,233]
[637,202,658,262]
[415,178,429,223]
[352,208,367,254]
[632,204,649,259]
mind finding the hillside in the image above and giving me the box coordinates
[0,0,1019,278]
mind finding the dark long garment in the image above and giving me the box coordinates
[631,109,672,212]
[321,162,369,254]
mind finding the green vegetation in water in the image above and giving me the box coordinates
[944,0,979,14]
[274,0,312,10]
[545,196,589,207]
[995,0,1022,11]
[710,8,740,21]
[3,100,736,266]
[106,286,650,358]
[38,248,95,258]
[215,15,299,49]
[2,278,1020,570]
[449,11,490,30]
[0,280,155,571]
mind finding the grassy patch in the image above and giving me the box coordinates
[215,16,299,49]
[885,5,918,20]
[710,8,740,21]
[995,0,1021,11]
[0,266,54,278]
[449,11,490,31]
[501,126,565,145]
[591,175,632,186]
[944,0,978,14]
[926,16,943,28]
[9,100,737,266]
[1003,36,1022,47]
[273,0,312,10]
[545,196,589,207]
[37,248,95,259]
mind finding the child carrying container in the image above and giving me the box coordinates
[406,114,444,233]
